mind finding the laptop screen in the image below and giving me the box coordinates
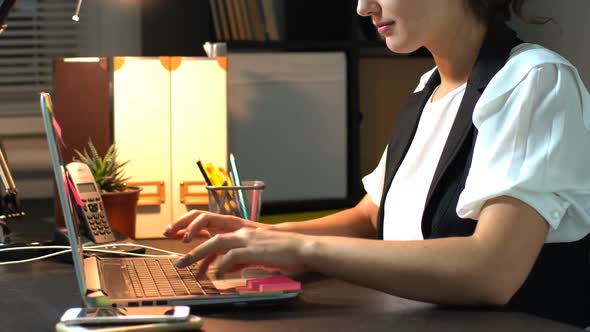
[40,92,89,302]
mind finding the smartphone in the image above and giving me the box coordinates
[60,306,191,325]
[55,315,204,332]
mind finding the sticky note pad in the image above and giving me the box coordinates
[237,275,301,295]
[246,275,295,288]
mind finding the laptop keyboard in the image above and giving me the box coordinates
[123,258,222,298]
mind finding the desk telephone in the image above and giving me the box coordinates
[65,162,116,244]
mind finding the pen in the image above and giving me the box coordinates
[208,164,241,216]
[217,168,242,217]
[194,154,224,212]
[230,153,249,220]
[194,154,213,186]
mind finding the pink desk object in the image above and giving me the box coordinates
[237,275,301,294]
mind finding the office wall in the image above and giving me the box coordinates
[81,0,142,56]
[509,0,590,86]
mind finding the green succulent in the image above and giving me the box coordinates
[74,140,130,193]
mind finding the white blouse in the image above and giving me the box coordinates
[363,43,590,243]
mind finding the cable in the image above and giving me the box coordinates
[0,249,72,265]
[0,242,185,266]
[87,243,184,257]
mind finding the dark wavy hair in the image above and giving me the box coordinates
[465,0,551,24]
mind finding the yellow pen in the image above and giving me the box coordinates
[207,163,239,215]
[218,167,242,217]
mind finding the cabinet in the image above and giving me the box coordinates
[53,56,228,238]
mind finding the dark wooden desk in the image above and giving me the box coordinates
[0,246,583,332]
[0,200,584,331]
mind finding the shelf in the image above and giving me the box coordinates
[226,40,357,53]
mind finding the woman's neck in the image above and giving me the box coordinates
[426,17,488,100]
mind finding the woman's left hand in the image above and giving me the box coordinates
[175,228,315,278]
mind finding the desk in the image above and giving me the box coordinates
[0,200,584,331]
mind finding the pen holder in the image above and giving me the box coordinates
[206,181,265,222]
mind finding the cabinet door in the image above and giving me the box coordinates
[170,57,228,221]
[113,57,172,239]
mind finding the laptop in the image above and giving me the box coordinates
[40,92,300,308]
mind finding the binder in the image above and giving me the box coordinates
[245,0,266,42]
[260,0,280,41]
[209,0,222,41]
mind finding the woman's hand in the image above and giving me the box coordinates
[175,228,315,278]
[163,210,270,243]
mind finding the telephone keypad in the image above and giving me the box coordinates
[79,194,115,243]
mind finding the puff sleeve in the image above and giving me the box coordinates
[457,63,590,243]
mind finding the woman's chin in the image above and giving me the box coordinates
[385,38,421,55]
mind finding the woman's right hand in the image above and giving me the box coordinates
[163,210,270,243]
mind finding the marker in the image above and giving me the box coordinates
[229,153,249,220]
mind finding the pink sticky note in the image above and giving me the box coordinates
[52,116,67,148]
[236,286,259,294]
[67,176,84,207]
[246,275,293,288]
[259,281,301,292]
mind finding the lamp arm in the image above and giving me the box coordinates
[0,143,16,192]
[0,141,24,221]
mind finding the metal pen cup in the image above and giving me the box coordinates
[206,181,265,222]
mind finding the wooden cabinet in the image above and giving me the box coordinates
[54,56,228,238]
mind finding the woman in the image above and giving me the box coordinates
[165,0,590,327]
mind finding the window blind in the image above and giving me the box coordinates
[0,0,85,117]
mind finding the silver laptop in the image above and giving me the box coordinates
[40,92,300,308]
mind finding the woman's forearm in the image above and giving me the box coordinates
[300,235,508,306]
[270,197,377,238]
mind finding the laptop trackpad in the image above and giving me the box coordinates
[101,262,134,299]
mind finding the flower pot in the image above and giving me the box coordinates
[100,187,141,239]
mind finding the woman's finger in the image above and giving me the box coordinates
[215,248,257,277]
[196,254,218,277]
[176,233,246,268]
[182,212,227,243]
[163,210,202,237]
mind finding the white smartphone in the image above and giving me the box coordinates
[59,306,191,325]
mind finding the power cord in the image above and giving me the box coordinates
[0,243,184,266]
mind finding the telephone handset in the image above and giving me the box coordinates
[65,162,116,244]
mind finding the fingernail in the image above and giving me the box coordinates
[175,257,190,268]
[163,225,172,236]
[182,233,190,243]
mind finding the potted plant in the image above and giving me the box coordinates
[74,140,141,239]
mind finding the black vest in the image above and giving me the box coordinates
[376,21,590,327]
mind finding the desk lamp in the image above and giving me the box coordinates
[0,1,24,246]
[0,0,16,35]
[0,144,25,242]
[0,0,69,259]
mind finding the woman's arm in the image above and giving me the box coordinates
[270,195,378,238]
[164,195,378,241]
[186,195,548,306]
[302,196,549,306]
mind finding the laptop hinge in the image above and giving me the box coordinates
[83,255,106,295]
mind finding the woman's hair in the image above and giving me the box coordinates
[465,0,550,24]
